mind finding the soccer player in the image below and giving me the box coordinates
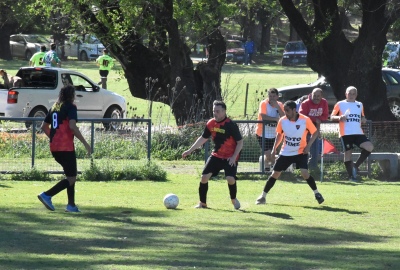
[29,45,47,67]
[43,43,61,67]
[330,86,374,182]
[182,100,244,209]
[255,88,284,170]
[255,100,324,205]
[96,49,114,89]
[38,85,91,212]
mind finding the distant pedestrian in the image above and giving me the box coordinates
[182,100,243,210]
[0,69,23,88]
[38,85,91,212]
[29,45,47,67]
[243,37,255,65]
[96,49,114,89]
[43,43,61,67]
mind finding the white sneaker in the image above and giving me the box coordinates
[255,196,266,205]
[232,198,241,210]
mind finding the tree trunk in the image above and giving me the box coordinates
[279,0,396,121]
[0,3,18,61]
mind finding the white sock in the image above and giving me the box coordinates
[313,189,319,194]
[262,192,267,197]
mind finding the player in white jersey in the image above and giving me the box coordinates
[255,100,324,205]
[331,86,374,182]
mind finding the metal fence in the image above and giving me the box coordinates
[1,117,399,178]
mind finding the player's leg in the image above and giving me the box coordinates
[354,136,374,169]
[223,160,240,209]
[341,136,357,181]
[64,151,80,212]
[196,156,218,208]
[297,154,324,204]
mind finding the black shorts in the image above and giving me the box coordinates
[340,134,370,151]
[256,135,275,152]
[52,151,77,177]
[202,155,237,178]
[99,70,109,77]
[273,154,308,172]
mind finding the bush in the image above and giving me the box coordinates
[10,168,52,181]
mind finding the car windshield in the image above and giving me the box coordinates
[25,36,49,43]
[227,41,242,49]
[285,42,306,52]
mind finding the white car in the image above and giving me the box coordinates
[59,34,105,61]
[0,67,126,130]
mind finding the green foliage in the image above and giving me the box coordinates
[81,159,167,181]
[10,168,52,181]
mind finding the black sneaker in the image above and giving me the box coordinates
[315,193,324,204]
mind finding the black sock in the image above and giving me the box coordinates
[306,175,317,191]
[344,161,353,177]
[228,182,237,200]
[355,149,371,168]
[263,176,277,193]
[67,184,75,206]
[199,182,208,204]
[45,179,69,197]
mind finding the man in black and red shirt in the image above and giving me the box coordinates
[182,100,243,209]
[38,85,91,212]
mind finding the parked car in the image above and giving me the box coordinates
[281,41,307,66]
[58,34,105,61]
[383,41,400,68]
[0,67,126,130]
[10,34,51,60]
[225,40,245,64]
[277,68,400,118]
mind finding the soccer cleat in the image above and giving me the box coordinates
[315,193,324,204]
[194,202,208,209]
[232,198,241,210]
[65,204,81,212]
[255,196,266,205]
[352,163,358,179]
[37,192,55,211]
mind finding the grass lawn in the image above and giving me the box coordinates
[0,57,317,125]
[1,167,399,269]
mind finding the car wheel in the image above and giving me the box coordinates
[25,50,33,61]
[389,99,400,119]
[25,107,47,130]
[80,51,89,61]
[103,106,122,131]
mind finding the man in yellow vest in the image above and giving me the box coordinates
[96,49,114,89]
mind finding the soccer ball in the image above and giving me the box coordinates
[163,193,179,209]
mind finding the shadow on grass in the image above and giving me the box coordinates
[0,205,398,269]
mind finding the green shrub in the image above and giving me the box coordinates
[10,168,52,181]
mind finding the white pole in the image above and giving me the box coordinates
[320,138,324,183]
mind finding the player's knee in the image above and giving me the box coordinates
[67,177,77,186]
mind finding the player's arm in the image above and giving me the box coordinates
[41,121,51,138]
[303,119,318,154]
[330,103,344,121]
[182,136,208,158]
[69,119,91,155]
[272,133,283,154]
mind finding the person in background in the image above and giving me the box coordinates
[43,43,61,67]
[255,100,324,205]
[29,45,47,67]
[255,88,284,171]
[182,100,243,210]
[243,37,255,65]
[330,86,374,182]
[0,69,23,88]
[299,88,329,133]
[38,85,91,212]
[96,49,114,89]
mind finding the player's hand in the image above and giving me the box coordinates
[227,157,236,167]
[182,150,191,159]
[303,145,311,154]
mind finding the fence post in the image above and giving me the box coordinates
[244,83,249,116]
[147,119,151,161]
[31,120,36,168]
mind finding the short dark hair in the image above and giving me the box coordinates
[213,100,226,110]
[41,45,46,52]
[267,88,278,95]
[51,43,56,50]
[103,49,108,53]
[284,100,296,109]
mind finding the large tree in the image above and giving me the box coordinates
[32,0,235,125]
[279,0,400,121]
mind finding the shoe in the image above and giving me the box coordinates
[247,63,250,66]
[255,196,266,205]
[37,192,55,211]
[352,163,358,179]
[232,198,241,210]
[194,202,207,209]
[65,204,81,212]
[349,176,359,183]
[315,193,324,204]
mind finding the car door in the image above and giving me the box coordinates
[10,35,25,58]
[382,70,400,100]
[64,73,104,118]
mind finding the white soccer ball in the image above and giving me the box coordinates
[163,193,179,209]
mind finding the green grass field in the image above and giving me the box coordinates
[1,171,399,269]
[0,57,317,125]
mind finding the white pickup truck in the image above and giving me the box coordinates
[0,67,126,130]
